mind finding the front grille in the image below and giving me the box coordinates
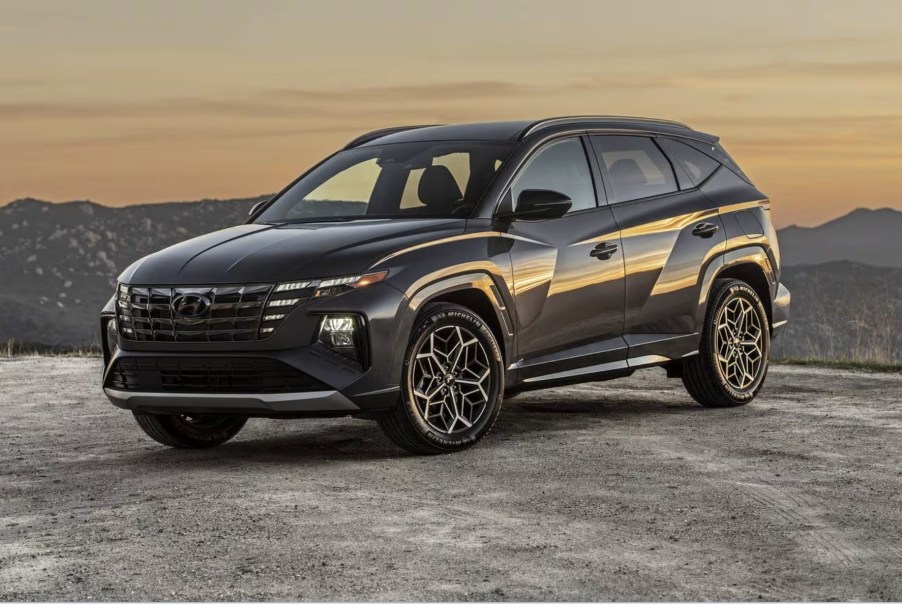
[116,283,315,342]
[106,357,330,393]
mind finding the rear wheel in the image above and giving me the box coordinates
[378,302,504,454]
[682,278,770,407]
[132,412,247,448]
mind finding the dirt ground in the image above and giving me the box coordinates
[1,357,901,601]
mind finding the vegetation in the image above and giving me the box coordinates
[773,263,902,366]
[774,357,902,374]
[3,339,100,357]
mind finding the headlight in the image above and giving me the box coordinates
[268,271,388,313]
[312,271,388,298]
[317,314,368,366]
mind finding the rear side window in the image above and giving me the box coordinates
[658,138,720,188]
[590,136,678,203]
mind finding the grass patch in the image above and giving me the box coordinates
[3,339,101,358]
[774,357,902,374]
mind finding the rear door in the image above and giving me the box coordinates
[504,136,627,382]
[589,135,726,360]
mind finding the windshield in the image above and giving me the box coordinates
[255,141,514,223]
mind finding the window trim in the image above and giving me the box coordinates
[496,134,604,219]
[589,133,681,205]
[479,126,721,219]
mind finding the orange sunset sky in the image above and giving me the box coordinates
[2,0,901,227]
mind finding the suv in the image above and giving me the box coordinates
[101,117,790,454]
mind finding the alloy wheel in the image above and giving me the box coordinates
[410,325,492,434]
[714,296,764,390]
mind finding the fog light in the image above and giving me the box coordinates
[105,318,119,357]
[317,314,366,364]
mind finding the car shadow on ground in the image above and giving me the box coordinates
[110,396,744,467]
[129,424,404,466]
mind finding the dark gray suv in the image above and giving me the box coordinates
[100,117,791,454]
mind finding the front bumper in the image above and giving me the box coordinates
[104,387,358,415]
[101,280,409,416]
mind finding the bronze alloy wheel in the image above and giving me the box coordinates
[713,296,765,391]
[377,302,504,454]
[409,324,493,435]
[682,278,770,408]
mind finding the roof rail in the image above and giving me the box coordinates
[344,125,441,149]
[521,115,691,139]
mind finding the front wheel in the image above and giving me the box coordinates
[132,412,247,448]
[682,278,770,407]
[377,302,505,454]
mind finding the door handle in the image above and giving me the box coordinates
[590,242,618,260]
[692,222,719,238]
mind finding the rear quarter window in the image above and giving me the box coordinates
[682,139,753,185]
[657,138,720,188]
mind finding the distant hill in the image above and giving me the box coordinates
[1,197,901,355]
[777,208,902,268]
[0,196,264,346]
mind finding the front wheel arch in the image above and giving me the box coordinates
[427,288,507,363]
[388,272,514,386]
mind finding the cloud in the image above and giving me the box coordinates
[12,124,368,152]
[0,76,57,89]
[271,80,539,102]
[697,60,902,81]
[0,80,545,122]
[575,60,902,93]
[4,57,899,124]
[692,114,902,128]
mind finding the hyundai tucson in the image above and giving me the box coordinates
[101,117,791,454]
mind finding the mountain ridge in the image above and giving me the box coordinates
[776,206,902,268]
[2,196,900,346]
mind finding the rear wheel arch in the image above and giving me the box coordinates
[697,247,776,332]
[715,261,773,329]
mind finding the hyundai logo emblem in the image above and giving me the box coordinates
[171,294,211,318]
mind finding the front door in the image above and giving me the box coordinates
[503,136,626,381]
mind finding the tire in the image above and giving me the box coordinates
[132,412,247,448]
[682,278,770,407]
[378,302,505,454]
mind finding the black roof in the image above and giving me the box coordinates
[349,116,717,148]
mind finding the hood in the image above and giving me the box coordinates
[119,218,465,285]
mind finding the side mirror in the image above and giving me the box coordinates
[499,189,571,221]
[248,199,268,217]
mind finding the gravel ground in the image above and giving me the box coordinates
[1,357,901,601]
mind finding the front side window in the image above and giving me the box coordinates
[255,141,514,223]
[591,135,678,203]
[510,138,596,213]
